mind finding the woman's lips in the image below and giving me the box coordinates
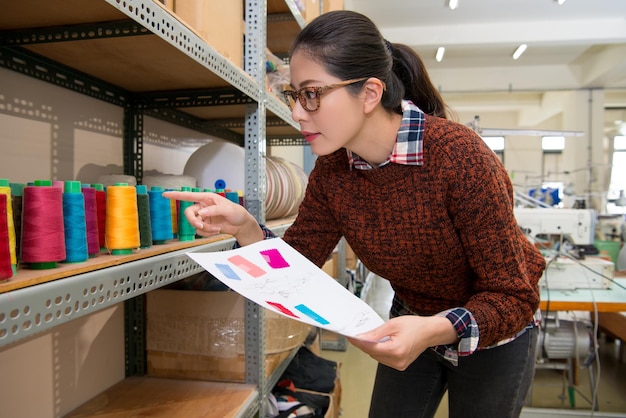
[301,131,320,143]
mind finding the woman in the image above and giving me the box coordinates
[164,10,545,418]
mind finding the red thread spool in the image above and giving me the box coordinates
[82,184,100,256]
[0,194,13,280]
[93,183,107,250]
[21,180,66,269]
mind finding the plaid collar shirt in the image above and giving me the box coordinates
[348,100,425,170]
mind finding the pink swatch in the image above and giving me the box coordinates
[260,248,290,269]
[228,254,266,277]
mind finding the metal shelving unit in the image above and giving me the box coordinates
[0,1,307,416]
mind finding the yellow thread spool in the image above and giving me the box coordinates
[169,195,178,236]
[105,183,140,254]
[0,179,17,273]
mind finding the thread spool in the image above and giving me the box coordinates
[0,179,17,274]
[82,184,100,257]
[105,183,140,255]
[63,181,88,263]
[10,183,24,263]
[21,180,66,269]
[226,191,240,204]
[177,186,196,242]
[169,190,178,238]
[92,183,107,250]
[0,194,13,280]
[136,185,152,249]
[148,186,173,245]
[98,174,136,188]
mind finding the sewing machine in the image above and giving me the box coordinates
[513,207,595,246]
[514,208,614,289]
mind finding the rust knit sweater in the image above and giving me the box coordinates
[283,114,545,348]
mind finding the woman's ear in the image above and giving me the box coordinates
[362,78,386,113]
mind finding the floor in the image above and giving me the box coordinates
[321,275,626,418]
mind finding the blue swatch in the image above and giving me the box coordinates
[295,304,330,325]
[216,263,241,280]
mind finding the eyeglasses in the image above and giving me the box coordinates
[282,78,367,112]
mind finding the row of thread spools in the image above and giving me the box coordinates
[0,178,246,281]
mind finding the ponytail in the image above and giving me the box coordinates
[290,11,452,120]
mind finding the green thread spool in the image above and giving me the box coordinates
[136,185,152,249]
[177,186,196,242]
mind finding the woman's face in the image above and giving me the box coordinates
[288,51,366,156]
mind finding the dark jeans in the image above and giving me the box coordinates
[369,326,538,418]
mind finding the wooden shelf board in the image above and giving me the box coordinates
[24,36,232,93]
[0,0,128,30]
[64,377,257,418]
[0,217,294,294]
[0,235,229,294]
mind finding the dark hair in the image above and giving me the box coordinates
[289,10,451,119]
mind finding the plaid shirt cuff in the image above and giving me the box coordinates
[433,307,479,366]
[233,224,276,249]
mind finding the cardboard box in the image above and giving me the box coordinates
[302,0,320,22]
[322,251,338,279]
[146,290,311,383]
[171,0,244,68]
[345,242,357,270]
[322,0,344,13]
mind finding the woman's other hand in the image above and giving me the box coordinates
[348,315,458,371]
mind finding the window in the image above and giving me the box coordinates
[542,136,565,151]
[542,135,564,181]
[482,136,504,162]
[608,135,626,213]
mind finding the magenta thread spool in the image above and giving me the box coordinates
[21,180,66,269]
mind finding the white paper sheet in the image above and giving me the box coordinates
[186,238,385,338]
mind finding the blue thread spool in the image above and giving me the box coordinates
[63,180,88,263]
[226,191,240,204]
[148,186,173,245]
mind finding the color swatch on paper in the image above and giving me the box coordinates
[260,248,290,269]
[295,304,330,325]
[216,263,241,280]
[267,301,299,318]
[228,254,266,277]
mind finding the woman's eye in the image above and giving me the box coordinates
[303,89,317,100]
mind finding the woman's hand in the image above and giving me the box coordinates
[161,191,264,246]
[347,315,458,371]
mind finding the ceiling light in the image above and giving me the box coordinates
[512,44,527,60]
[436,47,445,62]
[556,0,566,5]
[448,0,458,10]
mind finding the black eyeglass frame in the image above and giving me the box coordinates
[281,77,368,112]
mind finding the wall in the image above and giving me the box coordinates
[0,68,201,185]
